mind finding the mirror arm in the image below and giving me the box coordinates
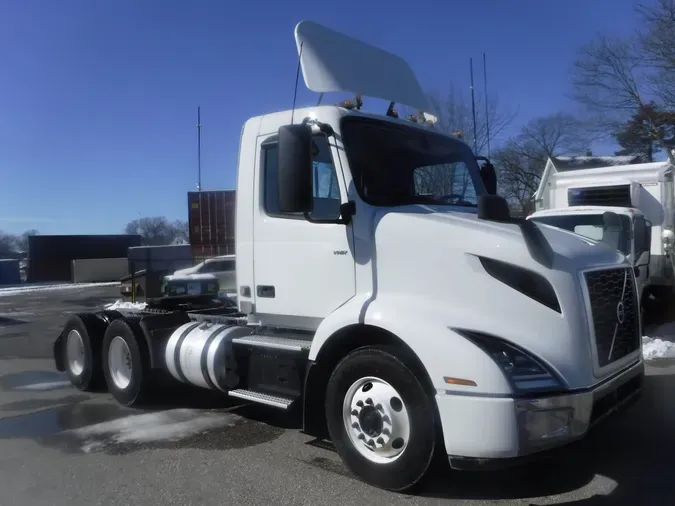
[304,201,356,225]
[304,213,352,225]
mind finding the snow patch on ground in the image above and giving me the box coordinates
[14,380,72,391]
[643,321,675,360]
[104,299,147,311]
[68,409,237,452]
[0,282,119,297]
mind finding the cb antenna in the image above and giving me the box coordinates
[469,58,478,154]
[290,41,304,125]
[483,53,491,158]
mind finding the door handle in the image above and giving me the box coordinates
[256,285,276,298]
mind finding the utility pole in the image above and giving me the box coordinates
[197,106,202,191]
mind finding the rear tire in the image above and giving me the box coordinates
[102,318,152,407]
[325,346,437,492]
[62,313,106,392]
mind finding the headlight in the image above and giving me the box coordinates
[478,257,561,313]
[455,329,566,395]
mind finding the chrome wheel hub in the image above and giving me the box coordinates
[108,336,132,390]
[66,330,85,376]
[342,376,410,464]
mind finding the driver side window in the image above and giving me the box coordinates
[263,135,342,220]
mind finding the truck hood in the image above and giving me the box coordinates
[367,205,629,387]
[372,205,625,272]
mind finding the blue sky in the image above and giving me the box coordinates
[0,0,646,235]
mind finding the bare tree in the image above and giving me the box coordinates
[494,143,542,216]
[427,85,517,156]
[572,33,675,162]
[639,0,675,108]
[124,217,188,246]
[494,113,591,215]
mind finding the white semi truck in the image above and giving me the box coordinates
[52,21,643,492]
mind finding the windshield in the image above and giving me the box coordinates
[531,214,632,255]
[341,117,485,207]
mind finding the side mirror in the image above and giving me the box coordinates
[277,124,313,213]
[602,211,621,229]
[476,156,497,196]
[478,195,511,223]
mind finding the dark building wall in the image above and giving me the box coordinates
[127,244,193,274]
[28,234,142,282]
[0,259,21,285]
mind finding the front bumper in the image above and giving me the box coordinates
[436,359,644,470]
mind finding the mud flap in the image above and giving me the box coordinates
[53,332,65,372]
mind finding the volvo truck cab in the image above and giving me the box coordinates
[53,21,644,493]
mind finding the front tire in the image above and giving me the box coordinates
[325,346,437,492]
[102,318,152,407]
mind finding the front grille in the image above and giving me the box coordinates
[584,267,640,367]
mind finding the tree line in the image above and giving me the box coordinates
[429,0,675,215]
[0,229,38,257]
[0,217,189,256]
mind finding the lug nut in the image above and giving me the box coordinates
[366,398,373,405]
[358,434,365,440]
[352,422,360,430]
[367,439,375,447]
[382,415,391,424]
[375,403,383,411]
[351,409,358,416]
[356,400,364,407]
[382,428,390,436]
[376,437,384,445]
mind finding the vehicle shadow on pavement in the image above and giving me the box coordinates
[142,380,301,430]
[420,371,675,505]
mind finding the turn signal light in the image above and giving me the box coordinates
[443,377,477,387]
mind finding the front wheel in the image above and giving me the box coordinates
[325,346,438,492]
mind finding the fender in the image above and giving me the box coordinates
[310,292,511,396]
[308,293,371,361]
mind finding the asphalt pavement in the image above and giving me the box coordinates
[1,285,675,505]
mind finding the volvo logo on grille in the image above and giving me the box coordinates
[616,301,625,324]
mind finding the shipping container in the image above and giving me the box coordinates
[191,244,234,263]
[0,259,21,285]
[187,190,236,259]
[27,234,142,283]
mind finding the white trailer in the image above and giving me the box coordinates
[53,22,643,492]
[534,155,675,303]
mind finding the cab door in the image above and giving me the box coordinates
[251,132,356,329]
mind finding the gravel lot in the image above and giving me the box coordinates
[1,284,674,505]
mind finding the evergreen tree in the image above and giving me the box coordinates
[614,103,675,162]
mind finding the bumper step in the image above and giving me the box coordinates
[228,389,296,409]
[232,334,311,352]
